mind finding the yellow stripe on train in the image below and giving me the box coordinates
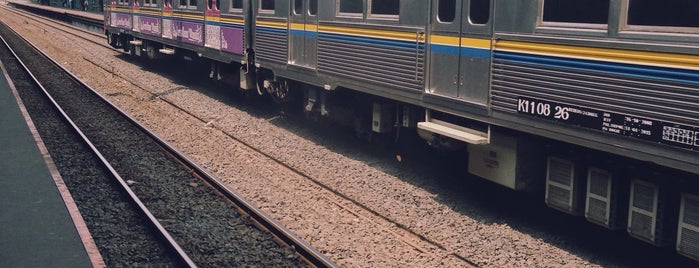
[318,25,419,41]
[430,35,492,49]
[256,19,287,29]
[496,40,699,70]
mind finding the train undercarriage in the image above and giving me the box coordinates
[108,32,699,261]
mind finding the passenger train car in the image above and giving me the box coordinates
[104,0,699,260]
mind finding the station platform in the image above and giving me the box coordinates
[6,0,103,26]
[0,59,103,265]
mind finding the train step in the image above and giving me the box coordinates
[418,119,489,145]
[158,48,175,55]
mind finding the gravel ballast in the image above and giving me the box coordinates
[2,6,693,267]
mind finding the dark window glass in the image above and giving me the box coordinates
[371,0,399,15]
[208,0,218,9]
[340,0,362,14]
[180,0,186,7]
[628,0,699,27]
[261,0,274,11]
[469,0,489,24]
[231,0,242,9]
[438,0,456,23]
[294,0,302,14]
[189,0,196,7]
[309,0,317,15]
[543,0,609,24]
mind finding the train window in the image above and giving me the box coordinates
[543,0,609,24]
[260,0,275,12]
[207,0,219,10]
[309,0,317,15]
[293,0,301,15]
[230,0,242,10]
[469,0,489,25]
[627,0,699,28]
[339,0,363,16]
[178,0,196,9]
[368,0,399,18]
[144,0,156,7]
[117,0,127,6]
[438,0,455,23]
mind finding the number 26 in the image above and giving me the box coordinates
[554,107,570,120]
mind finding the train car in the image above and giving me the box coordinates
[104,0,699,261]
[489,1,699,258]
[105,0,251,84]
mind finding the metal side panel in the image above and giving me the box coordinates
[491,41,699,157]
[255,20,288,65]
[317,25,425,92]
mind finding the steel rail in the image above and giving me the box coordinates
[1,12,338,268]
[0,23,199,268]
[1,5,109,48]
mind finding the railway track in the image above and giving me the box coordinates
[6,2,104,34]
[0,4,478,266]
[1,4,111,48]
[7,4,699,267]
[0,18,336,268]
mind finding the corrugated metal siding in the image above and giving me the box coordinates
[255,27,287,64]
[318,33,425,91]
[491,51,699,127]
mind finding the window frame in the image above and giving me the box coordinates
[620,0,699,34]
[436,0,456,24]
[308,0,317,16]
[367,0,399,21]
[144,0,157,7]
[259,0,275,14]
[292,0,302,15]
[206,0,219,10]
[468,0,490,25]
[538,0,609,30]
[229,0,243,12]
[178,0,197,10]
[337,0,364,18]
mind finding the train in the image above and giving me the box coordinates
[102,0,699,261]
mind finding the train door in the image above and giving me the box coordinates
[204,0,221,50]
[428,0,492,106]
[288,0,318,69]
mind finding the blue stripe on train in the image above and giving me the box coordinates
[495,51,699,85]
[317,32,423,50]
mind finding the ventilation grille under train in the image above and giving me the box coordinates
[678,193,699,261]
[586,168,612,227]
[546,157,577,214]
[628,180,659,244]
